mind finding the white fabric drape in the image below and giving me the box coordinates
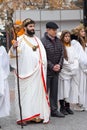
[58,45,79,103]
[0,46,10,117]
[71,40,87,107]
[9,34,50,123]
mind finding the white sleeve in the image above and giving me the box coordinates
[71,40,87,66]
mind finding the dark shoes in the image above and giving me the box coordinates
[60,107,74,115]
[51,111,65,118]
[17,121,27,126]
[17,118,44,126]
[66,108,74,115]
[0,126,1,129]
[60,108,68,115]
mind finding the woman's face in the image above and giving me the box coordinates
[63,33,71,43]
[79,28,86,37]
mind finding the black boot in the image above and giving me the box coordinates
[65,102,74,115]
[59,100,68,115]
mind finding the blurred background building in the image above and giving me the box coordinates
[0,0,86,50]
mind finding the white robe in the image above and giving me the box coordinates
[9,34,50,123]
[71,40,87,106]
[81,44,87,108]
[0,46,10,117]
[58,45,79,103]
[71,40,87,67]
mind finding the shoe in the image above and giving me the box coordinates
[43,121,50,124]
[66,108,74,114]
[83,107,87,111]
[0,126,1,129]
[17,121,27,126]
[51,111,65,117]
[30,118,43,123]
[74,105,84,112]
[60,108,68,115]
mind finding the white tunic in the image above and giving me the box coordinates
[81,44,87,108]
[0,46,10,117]
[58,45,79,103]
[71,40,87,107]
[9,34,50,123]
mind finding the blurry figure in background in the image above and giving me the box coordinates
[58,30,79,115]
[57,31,62,39]
[10,20,25,72]
[13,20,25,37]
[71,24,87,111]
[0,32,3,36]
[11,20,25,45]
[0,40,10,128]
[9,18,50,125]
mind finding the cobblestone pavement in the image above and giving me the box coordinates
[0,72,87,130]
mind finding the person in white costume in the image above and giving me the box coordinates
[0,44,10,128]
[9,18,50,125]
[58,30,79,115]
[71,25,87,111]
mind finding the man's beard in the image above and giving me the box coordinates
[26,29,35,37]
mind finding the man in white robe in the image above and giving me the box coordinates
[9,18,50,125]
[0,45,10,128]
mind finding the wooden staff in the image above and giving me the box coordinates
[12,23,23,129]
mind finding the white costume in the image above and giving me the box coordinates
[71,40,87,67]
[71,40,87,107]
[0,46,10,117]
[58,45,79,103]
[9,34,50,123]
[83,44,87,109]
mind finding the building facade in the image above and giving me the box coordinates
[13,9,83,38]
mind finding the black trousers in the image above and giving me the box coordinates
[47,75,58,113]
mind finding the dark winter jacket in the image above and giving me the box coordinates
[41,32,64,77]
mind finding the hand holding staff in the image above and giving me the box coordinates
[12,26,23,128]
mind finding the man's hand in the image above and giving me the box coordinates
[12,40,18,48]
[53,64,60,72]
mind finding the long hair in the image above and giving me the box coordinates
[72,24,87,50]
[60,30,71,61]
[77,27,87,50]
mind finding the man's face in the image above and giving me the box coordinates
[47,28,57,38]
[25,23,35,36]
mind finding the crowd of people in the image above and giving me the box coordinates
[0,18,87,128]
